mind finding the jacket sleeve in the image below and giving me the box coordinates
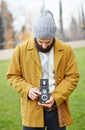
[6,45,33,97]
[51,46,80,107]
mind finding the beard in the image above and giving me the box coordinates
[34,38,55,53]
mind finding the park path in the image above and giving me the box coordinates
[0,40,85,61]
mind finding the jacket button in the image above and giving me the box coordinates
[36,75,39,79]
[58,78,61,81]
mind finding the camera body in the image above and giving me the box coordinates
[39,79,50,104]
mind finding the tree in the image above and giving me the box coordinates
[0,12,4,49]
[77,4,85,40]
[21,26,32,40]
[58,0,65,41]
[0,1,14,48]
[81,4,85,30]
[69,15,79,40]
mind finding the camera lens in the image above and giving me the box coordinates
[41,95,48,101]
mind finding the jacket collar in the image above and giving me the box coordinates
[26,38,64,70]
[54,38,64,71]
[27,38,64,50]
[27,37,35,50]
[27,38,42,69]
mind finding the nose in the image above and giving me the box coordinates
[42,43,48,48]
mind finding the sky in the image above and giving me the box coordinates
[3,0,85,31]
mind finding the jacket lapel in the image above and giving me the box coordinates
[27,38,64,71]
[27,38,42,70]
[31,48,42,70]
[54,39,64,71]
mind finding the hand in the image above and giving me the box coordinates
[28,87,41,101]
[38,96,54,109]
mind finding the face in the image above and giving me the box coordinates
[37,38,53,49]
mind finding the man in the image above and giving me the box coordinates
[6,10,80,130]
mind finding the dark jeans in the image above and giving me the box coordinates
[23,109,66,130]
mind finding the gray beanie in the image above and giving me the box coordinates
[33,10,56,39]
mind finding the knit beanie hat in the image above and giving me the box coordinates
[33,10,56,39]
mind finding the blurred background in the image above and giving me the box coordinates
[0,1,85,130]
[0,0,85,49]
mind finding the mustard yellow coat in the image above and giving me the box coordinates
[6,38,80,127]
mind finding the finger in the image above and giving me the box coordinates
[31,96,36,100]
[45,100,51,104]
[34,90,41,95]
[46,96,54,103]
[29,91,36,98]
[31,90,39,96]
[35,87,40,91]
[30,94,38,100]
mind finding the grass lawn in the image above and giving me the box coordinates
[0,47,85,130]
